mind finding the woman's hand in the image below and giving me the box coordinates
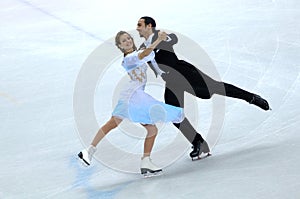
[158,31,167,41]
[138,31,167,60]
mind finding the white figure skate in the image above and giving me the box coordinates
[140,156,162,177]
[78,145,97,166]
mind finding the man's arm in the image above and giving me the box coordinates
[154,32,178,52]
[167,33,178,46]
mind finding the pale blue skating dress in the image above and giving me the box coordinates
[112,50,184,124]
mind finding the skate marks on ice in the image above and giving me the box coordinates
[68,156,133,198]
[17,0,106,42]
[70,155,166,197]
[0,91,20,105]
[113,144,287,198]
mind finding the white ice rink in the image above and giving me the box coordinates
[1,0,300,198]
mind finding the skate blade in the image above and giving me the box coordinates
[141,168,163,178]
[142,171,163,178]
[191,152,211,161]
[77,152,90,167]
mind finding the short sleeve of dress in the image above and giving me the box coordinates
[122,51,155,72]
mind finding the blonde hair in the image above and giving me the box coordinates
[115,31,137,53]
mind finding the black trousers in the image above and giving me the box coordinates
[163,60,254,143]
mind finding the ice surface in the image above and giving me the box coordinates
[1,0,300,198]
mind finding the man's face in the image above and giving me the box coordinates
[136,19,152,38]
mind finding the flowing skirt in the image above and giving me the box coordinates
[112,81,184,124]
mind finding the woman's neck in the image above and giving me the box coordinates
[124,48,135,56]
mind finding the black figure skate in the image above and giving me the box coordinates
[190,139,211,161]
[249,94,271,111]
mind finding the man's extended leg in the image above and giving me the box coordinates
[175,60,270,110]
[191,66,270,110]
[195,79,270,110]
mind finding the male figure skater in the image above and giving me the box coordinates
[136,16,270,160]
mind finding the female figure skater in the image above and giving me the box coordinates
[78,31,184,175]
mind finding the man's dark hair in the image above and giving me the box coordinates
[140,16,156,31]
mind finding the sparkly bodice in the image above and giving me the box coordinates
[127,64,147,83]
[122,50,155,84]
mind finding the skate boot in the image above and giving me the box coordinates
[190,139,211,161]
[78,145,97,166]
[140,156,162,177]
[249,94,270,111]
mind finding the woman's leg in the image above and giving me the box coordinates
[142,124,158,157]
[91,116,122,147]
[140,124,162,175]
[78,116,122,166]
